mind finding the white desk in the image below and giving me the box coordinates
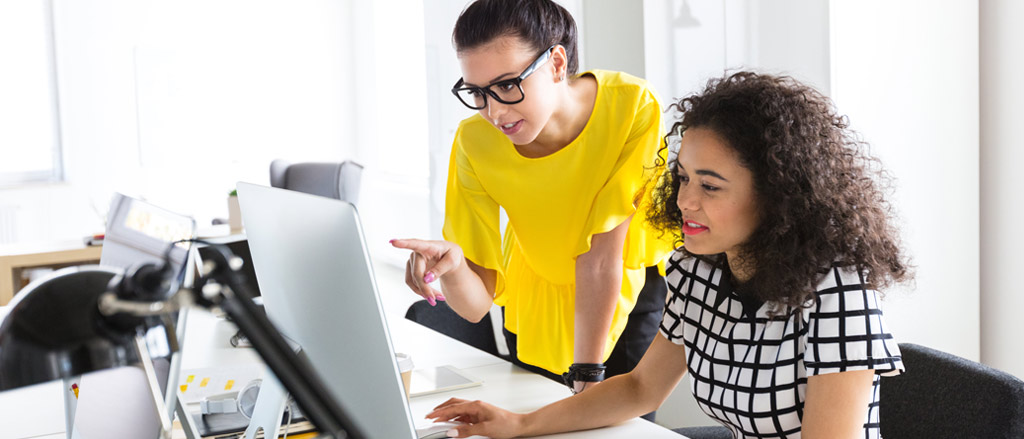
[394,318,681,438]
[0,301,684,439]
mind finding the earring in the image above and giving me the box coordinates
[559,74,566,82]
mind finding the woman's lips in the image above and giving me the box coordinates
[500,119,524,135]
[682,220,708,236]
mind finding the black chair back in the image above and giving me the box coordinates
[881,343,1024,438]
[404,300,504,360]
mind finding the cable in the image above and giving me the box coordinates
[282,402,294,439]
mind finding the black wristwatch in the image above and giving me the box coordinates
[562,362,606,394]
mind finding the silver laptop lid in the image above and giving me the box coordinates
[236,182,416,439]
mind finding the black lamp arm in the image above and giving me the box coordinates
[190,242,363,439]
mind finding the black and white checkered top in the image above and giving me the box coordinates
[660,253,904,438]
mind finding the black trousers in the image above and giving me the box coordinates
[502,266,667,421]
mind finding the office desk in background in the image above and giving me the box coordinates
[0,240,102,306]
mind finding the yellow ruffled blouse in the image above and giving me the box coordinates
[442,70,675,374]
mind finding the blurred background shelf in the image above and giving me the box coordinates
[0,240,102,305]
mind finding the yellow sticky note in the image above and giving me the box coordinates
[200,377,210,388]
[180,384,188,393]
[225,380,235,391]
[186,375,195,384]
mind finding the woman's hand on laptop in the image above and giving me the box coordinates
[426,397,524,439]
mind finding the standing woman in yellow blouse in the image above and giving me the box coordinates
[391,0,674,397]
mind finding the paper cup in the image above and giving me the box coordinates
[396,353,414,396]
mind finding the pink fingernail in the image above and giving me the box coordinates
[424,272,436,283]
[435,294,446,302]
[427,297,436,306]
[389,239,396,244]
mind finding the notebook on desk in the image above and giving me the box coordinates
[237,182,452,439]
[409,365,482,398]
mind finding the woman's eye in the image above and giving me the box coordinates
[702,184,719,192]
[496,82,517,92]
[678,175,689,184]
[468,89,483,97]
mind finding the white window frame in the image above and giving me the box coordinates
[0,0,64,187]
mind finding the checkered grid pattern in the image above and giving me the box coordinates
[660,253,904,439]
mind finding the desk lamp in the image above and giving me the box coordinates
[0,241,363,439]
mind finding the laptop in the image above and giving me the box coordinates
[236,182,422,438]
[67,194,196,439]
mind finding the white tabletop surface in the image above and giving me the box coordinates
[0,262,684,439]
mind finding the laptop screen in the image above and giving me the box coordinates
[197,238,261,297]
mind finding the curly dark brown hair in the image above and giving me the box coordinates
[646,71,911,310]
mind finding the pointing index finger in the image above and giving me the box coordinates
[390,238,431,252]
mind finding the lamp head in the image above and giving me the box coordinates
[0,265,172,391]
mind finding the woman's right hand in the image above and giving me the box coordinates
[389,238,464,305]
[425,398,525,439]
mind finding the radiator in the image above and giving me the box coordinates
[0,205,18,245]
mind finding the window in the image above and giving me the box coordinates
[0,0,62,186]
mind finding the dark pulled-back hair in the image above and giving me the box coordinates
[647,71,911,310]
[453,0,579,75]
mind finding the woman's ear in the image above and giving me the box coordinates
[550,45,568,82]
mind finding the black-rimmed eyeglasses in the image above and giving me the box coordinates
[451,45,558,110]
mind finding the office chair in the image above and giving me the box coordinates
[675,341,1024,439]
[880,343,1024,438]
[405,300,506,360]
[671,426,731,439]
[269,159,364,204]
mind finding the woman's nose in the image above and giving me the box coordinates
[486,99,508,122]
[676,182,699,212]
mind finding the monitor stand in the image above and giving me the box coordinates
[245,368,290,439]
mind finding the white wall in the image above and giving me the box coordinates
[423,0,477,243]
[643,0,731,105]
[744,0,830,95]
[349,0,432,266]
[980,0,1024,379]
[642,0,830,108]
[581,0,646,77]
[829,0,980,361]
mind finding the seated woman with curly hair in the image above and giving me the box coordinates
[425,71,912,439]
